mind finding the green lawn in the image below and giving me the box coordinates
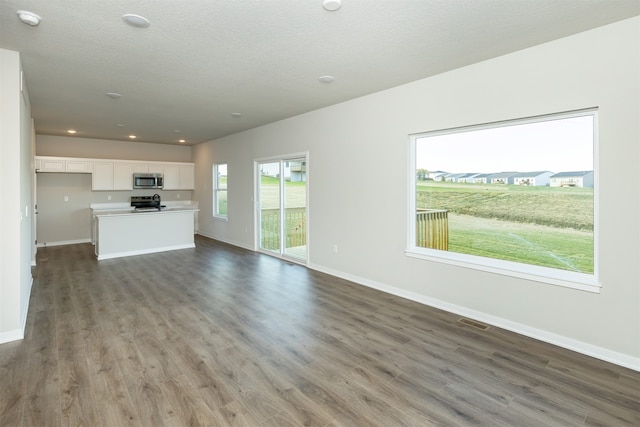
[417,181,594,273]
[417,181,593,230]
[259,176,307,209]
[448,214,593,273]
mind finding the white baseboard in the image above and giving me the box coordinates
[20,276,32,335]
[97,243,195,260]
[0,277,33,345]
[37,238,91,248]
[308,262,640,372]
[0,329,23,345]
[196,231,253,251]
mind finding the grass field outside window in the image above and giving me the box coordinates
[410,110,597,285]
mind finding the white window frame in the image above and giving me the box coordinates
[406,109,600,293]
[213,162,228,220]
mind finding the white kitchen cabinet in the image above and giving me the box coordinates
[148,163,194,190]
[35,156,194,191]
[85,161,152,190]
[162,164,180,189]
[113,162,134,190]
[37,158,65,172]
[132,163,149,173]
[113,162,148,190]
[92,162,114,190]
[148,164,164,174]
[66,159,92,173]
[178,164,195,190]
[36,156,92,173]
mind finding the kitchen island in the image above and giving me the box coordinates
[94,207,199,260]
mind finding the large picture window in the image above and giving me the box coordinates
[408,109,598,291]
[213,162,228,218]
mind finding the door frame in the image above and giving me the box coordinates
[254,151,309,264]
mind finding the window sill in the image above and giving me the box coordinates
[213,215,228,222]
[405,248,600,293]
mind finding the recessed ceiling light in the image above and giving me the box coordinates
[178,139,186,143]
[122,14,150,28]
[16,10,41,26]
[231,112,243,117]
[322,0,342,12]
[318,75,335,83]
[106,92,122,98]
[67,129,77,134]
[116,124,125,127]
[174,130,181,133]
[129,135,137,139]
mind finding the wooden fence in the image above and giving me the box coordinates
[260,208,306,250]
[416,209,449,250]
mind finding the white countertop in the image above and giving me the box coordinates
[90,202,131,211]
[94,206,199,217]
[91,201,199,216]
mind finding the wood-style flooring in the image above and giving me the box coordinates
[1,236,638,426]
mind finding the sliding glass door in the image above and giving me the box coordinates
[257,156,307,262]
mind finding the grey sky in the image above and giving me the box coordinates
[416,114,594,174]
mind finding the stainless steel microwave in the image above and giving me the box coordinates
[133,173,163,189]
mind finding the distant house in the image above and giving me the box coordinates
[512,171,553,186]
[489,172,517,184]
[549,171,594,188]
[288,161,307,182]
[443,173,466,183]
[457,173,480,183]
[473,173,491,184]
[260,161,307,182]
[429,171,449,181]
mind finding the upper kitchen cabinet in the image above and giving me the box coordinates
[162,164,180,189]
[178,164,195,190]
[149,162,195,190]
[94,161,155,191]
[132,163,149,174]
[92,162,114,190]
[36,157,64,172]
[36,156,93,173]
[113,162,149,190]
[113,162,133,190]
[35,156,194,191]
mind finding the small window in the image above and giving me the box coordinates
[408,109,598,292]
[213,163,228,219]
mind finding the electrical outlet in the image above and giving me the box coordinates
[177,193,181,199]
[64,196,69,202]
[332,244,338,253]
[107,195,112,201]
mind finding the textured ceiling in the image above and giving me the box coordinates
[1,0,638,146]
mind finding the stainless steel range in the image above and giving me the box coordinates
[131,194,164,211]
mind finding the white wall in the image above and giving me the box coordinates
[37,135,192,162]
[193,18,640,369]
[0,49,34,343]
